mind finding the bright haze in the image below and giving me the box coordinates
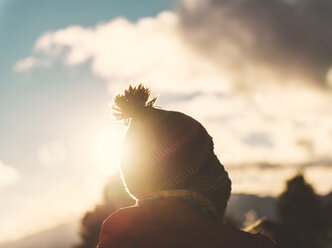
[1,0,332,244]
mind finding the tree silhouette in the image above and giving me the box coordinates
[73,174,134,248]
[247,173,331,248]
[277,174,323,234]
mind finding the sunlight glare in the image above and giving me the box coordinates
[94,125,125,176]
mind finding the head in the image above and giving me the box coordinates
[112,84,231,217]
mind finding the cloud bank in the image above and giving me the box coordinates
[14,0,332,194]
[14,56,49,72]
[0,160,19,189]
[178,0,332,86]
[26,12,229,94]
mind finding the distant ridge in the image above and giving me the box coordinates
[227,193,277,226]
[227,191,332,227]
[0,222,79,248]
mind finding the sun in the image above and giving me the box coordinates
[94,125,125,176]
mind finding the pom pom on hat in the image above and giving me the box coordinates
[112,84,157,126]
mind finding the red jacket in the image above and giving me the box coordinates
[98,198,275,248]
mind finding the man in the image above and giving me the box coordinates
[98,84,275,248]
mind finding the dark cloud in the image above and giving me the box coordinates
[298,158,332,169]
[177,0,332,85]
[229,162,283,171]
[296,138,314,155]
[243,132,274,148]
[228,158,332,171]
[158,91,203,104]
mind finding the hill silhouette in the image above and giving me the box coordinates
[248,174,332,248]
[0,222,79,248]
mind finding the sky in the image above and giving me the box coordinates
[1,0,332,243]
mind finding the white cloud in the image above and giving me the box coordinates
[228,166,297,196]
[164,88,332,166]
[228,163,332,196]
[19,12,231,94]
[14,7,332,194]
[0,160,20,188]
[13,56,49,72]
[38,141,66,167]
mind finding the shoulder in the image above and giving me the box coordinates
[218,224,276,248]
[238,229,276,248]
[101,205,141,236]
[98,204,166,248]
[98,205,142,247]
[250,232,276,248]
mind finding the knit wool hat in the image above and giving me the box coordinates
[112,84,231,217]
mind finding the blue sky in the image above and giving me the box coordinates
[1,0,332,243]
[0,0,177,242]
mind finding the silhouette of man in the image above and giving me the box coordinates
[97,84,275,248]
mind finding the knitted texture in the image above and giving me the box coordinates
[138,190,222,221]
[113,84,232,217]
